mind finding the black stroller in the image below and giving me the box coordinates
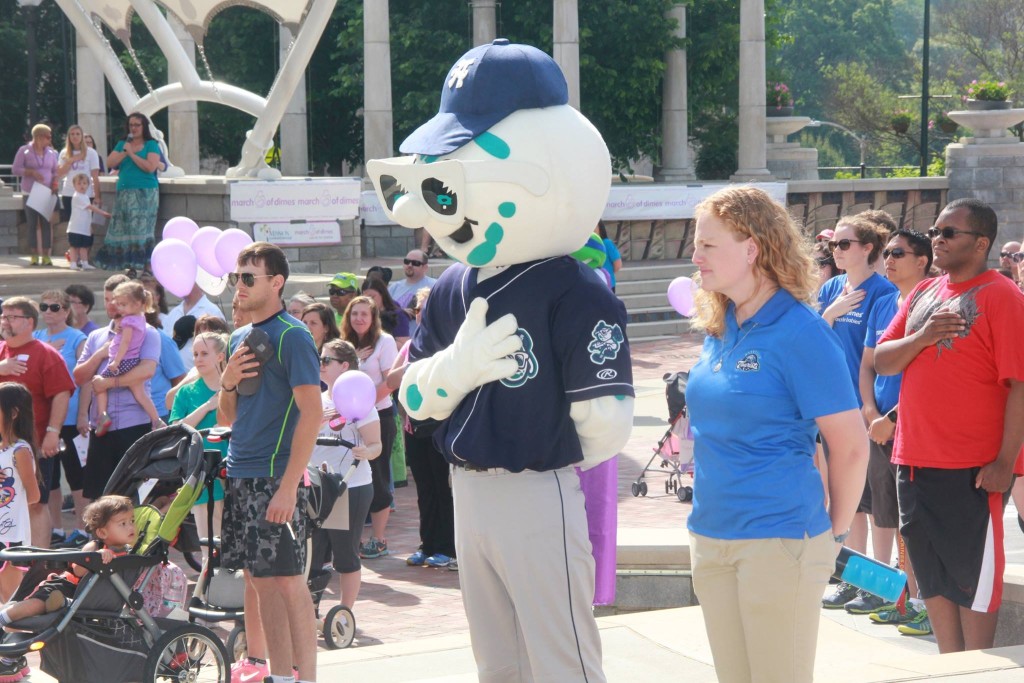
[630,371,694,502]
[0,424,229,683]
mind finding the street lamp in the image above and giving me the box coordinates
[808,120,868,178]
[18,0,45,129]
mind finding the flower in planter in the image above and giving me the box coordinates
[966,79,1011,102]
[890,110,913,134]
[766,81,793,109]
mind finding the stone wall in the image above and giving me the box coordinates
[946,142,1024,249]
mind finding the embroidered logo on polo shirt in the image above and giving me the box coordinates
[588,321,624,364]
[501,328,539,388]
[736,352,760,372]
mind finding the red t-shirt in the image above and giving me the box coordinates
[0,339,76,443]
[879,270,1024,471]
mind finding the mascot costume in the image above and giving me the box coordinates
[368,40,634,682]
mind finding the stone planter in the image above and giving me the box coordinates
[946,108,1024,144]
[766,105,794,117]
[966,99,1012,111]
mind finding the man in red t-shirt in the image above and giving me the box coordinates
[0,297,76,548]
[876,198,1024,654]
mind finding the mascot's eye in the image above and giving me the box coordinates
[421,177,458,216]
[380,175,406,210]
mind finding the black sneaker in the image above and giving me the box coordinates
[61,494,75,513]
[50,530,66,546]
[821,581,858,609]
[844,590,894,614]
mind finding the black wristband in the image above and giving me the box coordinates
[222,384,237,393]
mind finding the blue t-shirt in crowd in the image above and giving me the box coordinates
[411,257,635,472]
[33,326,87,426]
[817,272,896,405]
[226,310,320,478]
[601,238,621,289]
[686,289,858,540]
[864,291,901,416]
[151,330,187,420]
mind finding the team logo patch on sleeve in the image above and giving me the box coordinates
[736,352,760,372]
[501,328,539,388]
[588,321,625,364]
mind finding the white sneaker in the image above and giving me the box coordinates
[82,262,96,271]
[69,262,80,271]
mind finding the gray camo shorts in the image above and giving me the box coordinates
[221,477,308,578]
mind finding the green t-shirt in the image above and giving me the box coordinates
[113,139,161,190]
[169,378,227,459]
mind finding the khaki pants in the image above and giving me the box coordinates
[691,531,834,683]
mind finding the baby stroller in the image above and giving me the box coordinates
[186,428,358,661]
[0,423,229,683]
[630,371,694,502]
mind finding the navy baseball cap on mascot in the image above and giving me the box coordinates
[368,39,611,266]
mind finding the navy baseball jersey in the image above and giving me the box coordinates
[410,256,635,472]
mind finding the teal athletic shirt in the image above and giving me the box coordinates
[226,310,320,478]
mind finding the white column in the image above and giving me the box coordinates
[657,4,695,181]
[731,0,772,180]
[75,29,107,159]
[552,0,580,109]
[363,0,394,166]
[167,16,200,174]
[471,0,498,46]
[279,25,310,176]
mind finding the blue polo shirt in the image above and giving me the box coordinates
[864,291,901,415]
[818,273,897,404]
[226,310,320,478]
[410,256,635,472]
[686,290,858,540]
[150,330,187,420]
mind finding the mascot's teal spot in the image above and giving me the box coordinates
[406,383,424,411]
[421,155,439,164]
[475,131,511,159]
[615,395,626,401]
[437,388,448,398]
[467,222,506,266]
[498,202,516,218]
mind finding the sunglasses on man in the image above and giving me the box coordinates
[328,286,357,296]
[228,272,274,287]
[403,259,424,267]
[1002,251,1024,263]
[927,226,985,240]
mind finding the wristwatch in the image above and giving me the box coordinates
[886,408,898,424]
[833,529,850,544]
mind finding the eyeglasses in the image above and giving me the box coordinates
[39,304,65,312]
[0,314,30,322]
[319,356,345,367]
[328,287,356,296]
[882,247,909,260]
[403,259,424,267]
[827,239,864,252]
[927,226,985,240]
[227,272,274,287]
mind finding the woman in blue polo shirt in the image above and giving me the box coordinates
[686,187,869,683]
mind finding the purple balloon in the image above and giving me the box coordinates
[667,276,696,317]
[162,216,199,244]
[332,371,377,421]
[214,229,254,275]
[190,226,224,277]
[151,239,198,298]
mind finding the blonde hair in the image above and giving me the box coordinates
[690,187,817,338]
[40,289,75,327]
[64,124,86,158]
[112,281,156,314]
[192,332,229,372]
[31,123,51,140]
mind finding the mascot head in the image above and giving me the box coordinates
[368,39,611,268]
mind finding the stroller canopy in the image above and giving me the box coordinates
[102,424,207,503]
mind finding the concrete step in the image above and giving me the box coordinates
[627,318,690,341]
[615,278,674,296]
[616,260,696,283]
[619,291,672,309]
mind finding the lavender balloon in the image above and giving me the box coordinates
[667,276,696,317]
[332,371,376,421]
[162,216,199,244]
[151,239,198,298]
[190,226,224,277]
[214,228,254,275]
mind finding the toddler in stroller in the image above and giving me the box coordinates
[0,423,230,683]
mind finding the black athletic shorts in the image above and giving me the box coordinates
[898,465,1009,612]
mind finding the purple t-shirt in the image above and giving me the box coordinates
[78,321,161,430]
[108,313,147,363]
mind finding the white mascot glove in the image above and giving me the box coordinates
[400,298,522,421]
[571,395,635,470]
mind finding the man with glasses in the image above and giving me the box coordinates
[73,275,161,502]
[218,242,321,683]
[389,250,436,338]
[999,240,1021,283]
[327,272,359,324]
[875,198,1024,654]
[0,297,76,547]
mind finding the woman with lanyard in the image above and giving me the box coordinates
[340,296,398,560]
[817,214,896,611]
[56,125,103,238]
[32,289,88,546]
[12,124,60,266]
[96,113,161,271]
[686,186,867,683]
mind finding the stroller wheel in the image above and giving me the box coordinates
[638,481,648,497]
[323,605,356,649]
[677,486,693,503]
[227,624,248,663]
[630,482,640,497]
[144,622,229,682]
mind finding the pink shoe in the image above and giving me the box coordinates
[230,658,269,683]
[95,412,113,437]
